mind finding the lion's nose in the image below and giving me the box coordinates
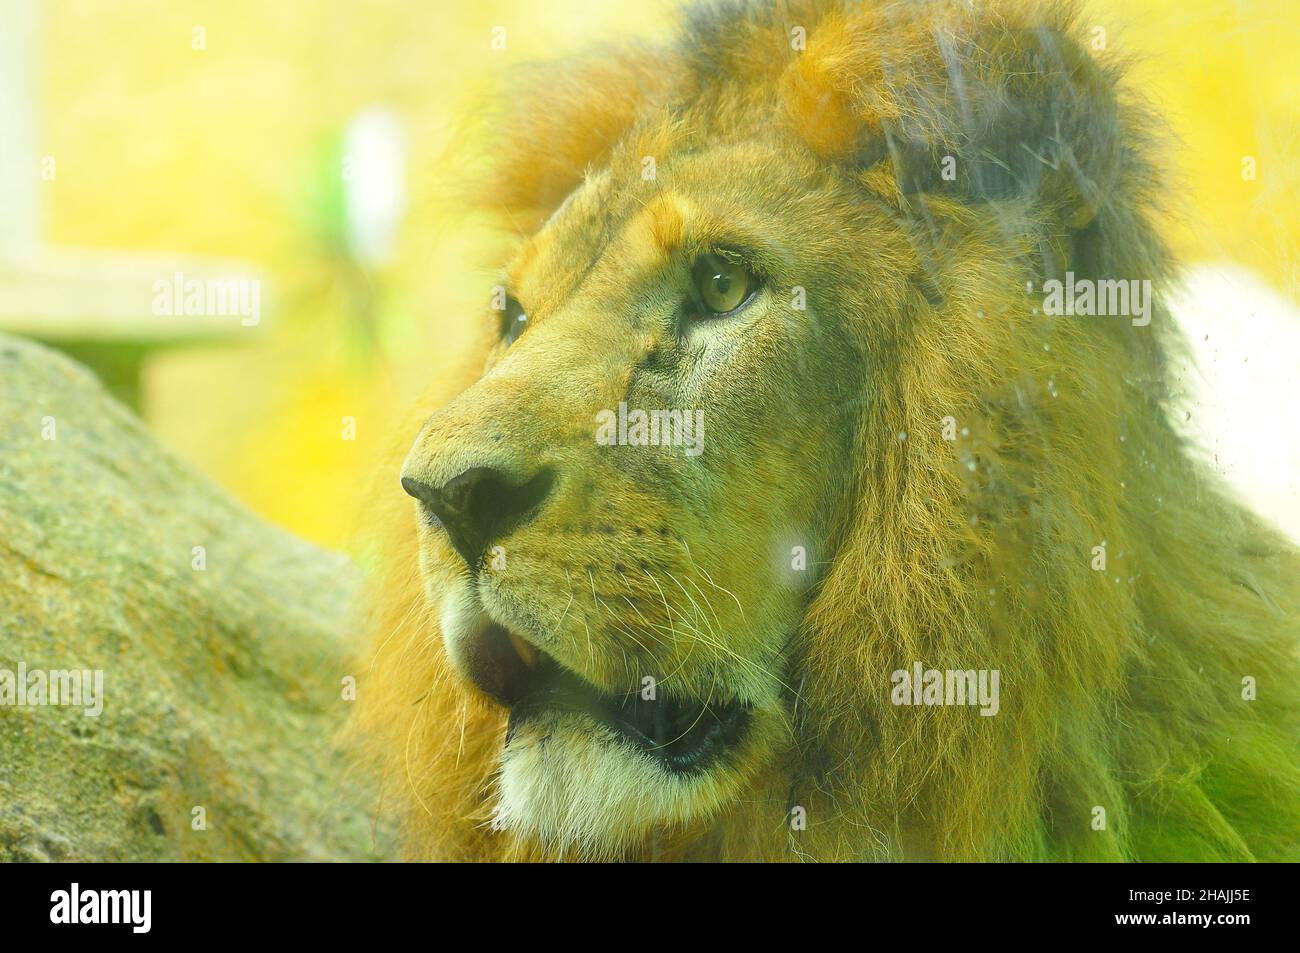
[401,465,555,571]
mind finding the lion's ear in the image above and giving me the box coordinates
[478,45,675,231]
[882,22,1125,230]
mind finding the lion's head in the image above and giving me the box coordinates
[355,0,1300,861]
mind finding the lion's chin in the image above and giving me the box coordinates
[493,711,747,858]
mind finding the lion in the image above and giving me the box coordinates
[351,0,1300,861]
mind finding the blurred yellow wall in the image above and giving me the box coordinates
[1088,0,1299,289]
[37,0,1298,552]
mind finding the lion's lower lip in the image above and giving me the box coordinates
[473,623,749,774]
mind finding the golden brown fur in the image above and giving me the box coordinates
[352,0,1300,861]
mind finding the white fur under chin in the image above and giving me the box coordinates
[493,712,735,859]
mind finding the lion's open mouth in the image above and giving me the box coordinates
[468,621,750,774]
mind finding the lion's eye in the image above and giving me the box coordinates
[690,253,755,317]
[500,296,528,346]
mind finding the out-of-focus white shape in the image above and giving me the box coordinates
[1170,263,1300,543]
[342,107,407,267]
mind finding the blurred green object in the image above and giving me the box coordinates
[299,108,413,375]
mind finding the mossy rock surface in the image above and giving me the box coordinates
[0,334,390,861]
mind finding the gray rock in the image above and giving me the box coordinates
[0,334,391,861]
